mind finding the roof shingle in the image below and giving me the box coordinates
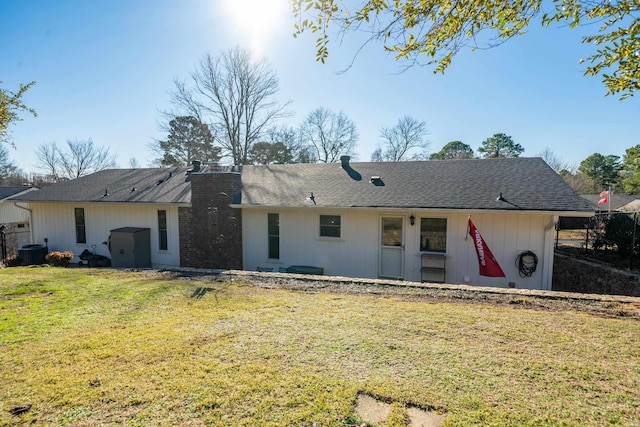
[235,158,593,212]
[11,168,193,204]
[11,158,593,212]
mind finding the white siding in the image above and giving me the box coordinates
[0,201,31,223]
[28,202,181,268]
[243,208,555,290]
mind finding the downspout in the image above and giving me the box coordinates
[541,215,559,290]
[12,202,34,244]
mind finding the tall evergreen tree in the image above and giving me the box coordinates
[621,145,640,192]
[478,133,524,158]
[430,141,475,160]
[156,116,220,167]
[578,153,621,192]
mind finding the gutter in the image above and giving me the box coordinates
[545,215,560,230]
[542,215,560,291]
[230,204,594,216]
[12,202,34,244]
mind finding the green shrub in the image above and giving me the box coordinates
[45,251,74,267]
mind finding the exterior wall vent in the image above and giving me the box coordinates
[370,176,384,186]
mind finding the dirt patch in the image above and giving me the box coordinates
[147,268,640,318]
[354,394,443,427]
[355,395,390,424]
[407,407,444,427]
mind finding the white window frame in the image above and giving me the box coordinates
[419,217,448,254]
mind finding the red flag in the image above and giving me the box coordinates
[468,217,506,277]
[599,190,609,198]
[598,195,609,205]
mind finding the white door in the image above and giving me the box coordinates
[379,216,404,279]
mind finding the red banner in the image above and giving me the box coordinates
[468,218,506,278]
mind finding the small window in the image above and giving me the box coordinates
[319,215,341,238]
[420,218,447,252]
[268,213,279,259]
[158,210,168,251]
[74,208,86,244]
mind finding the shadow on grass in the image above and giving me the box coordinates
[190,287,216,300]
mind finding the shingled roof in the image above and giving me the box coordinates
[581,193,639,211]
[234,157,593,212]
[11,167,194,205]
[0,186,35,200]
[10,158,593,213]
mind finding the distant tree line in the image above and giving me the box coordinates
[1,46,635,198]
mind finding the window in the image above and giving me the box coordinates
[268,213,279,259]
[420,218,447,252]
[74,208,86,244]
[158,210,168,250]
[381,217,402,246]
[319,215,341,238]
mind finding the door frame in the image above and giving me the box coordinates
[378,215,406,279]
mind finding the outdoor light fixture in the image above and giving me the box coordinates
[410,214,415,226]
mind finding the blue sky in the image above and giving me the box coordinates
[1,0,638,174]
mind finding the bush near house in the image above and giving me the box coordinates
[2,254,23,267]
[45,251,73,267]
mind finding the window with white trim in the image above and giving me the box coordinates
[319,215,341,238]
[268,213,279,259]
[420,217,447,252]
[74,208,86,244]
[158,210,168,251]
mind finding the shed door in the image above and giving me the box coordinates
[379,216,404,279]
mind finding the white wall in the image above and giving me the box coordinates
[26,202,181,268]
[243,208,555,290]
[0,200,31,223]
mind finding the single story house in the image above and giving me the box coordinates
[11,157,593,289]
[581,193,640,212]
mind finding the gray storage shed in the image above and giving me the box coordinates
[110,227,151,268]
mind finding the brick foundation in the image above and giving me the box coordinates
[179,172,243,269]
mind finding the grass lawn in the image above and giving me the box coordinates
[1,268,639,426]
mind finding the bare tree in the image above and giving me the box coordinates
[299,107,358,163]
[35,141,61,180]
[167,47,290,165]
[372,116,429,161]
[0,145,18,180]
[262,125,315,163]
[538,147,571,174]
[560,168,593,194]
[35,138,116,181]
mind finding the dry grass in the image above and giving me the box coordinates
[1,268,639,426]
